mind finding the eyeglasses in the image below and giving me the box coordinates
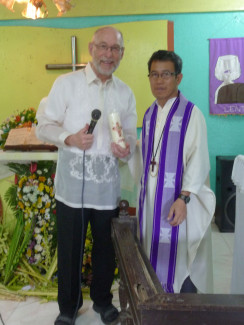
[94,43,123,54]
[148,71,177,80]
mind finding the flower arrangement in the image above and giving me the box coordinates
[6,161,57,266]
[0,107,37,149]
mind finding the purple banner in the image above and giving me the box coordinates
[209,38,244,115]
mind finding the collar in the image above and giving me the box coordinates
[157,97,177,111]
[85,62,114,86]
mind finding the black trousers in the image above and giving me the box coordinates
[56,200,119,317]
[180,276,197,293]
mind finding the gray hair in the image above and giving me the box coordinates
[92,26,124,48]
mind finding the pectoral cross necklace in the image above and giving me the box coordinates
[150,125,165,175]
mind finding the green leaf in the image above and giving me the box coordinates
[4,185,18,213]
[3,212,34,285]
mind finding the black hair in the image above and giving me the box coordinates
[148,50,182,75]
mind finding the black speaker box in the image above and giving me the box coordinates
[215,156,236,232]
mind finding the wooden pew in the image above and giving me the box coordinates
[111,200,244,325]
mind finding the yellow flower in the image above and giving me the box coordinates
[26,248,32,257]
[45,185,50,193]
[18,201,24,209]
[39,176,46,182]
[29,174,36,180]
[38,183,44,192]
[114,268,118,275]
[40,209,46,214]
[45,202,51,209]
[19,176,27,188]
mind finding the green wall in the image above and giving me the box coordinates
[1,11,244,193]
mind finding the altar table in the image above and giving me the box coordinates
[0,150,58,180]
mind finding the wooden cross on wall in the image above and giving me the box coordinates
[45,36,86,71]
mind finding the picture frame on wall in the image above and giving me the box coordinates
[209,37,244,115]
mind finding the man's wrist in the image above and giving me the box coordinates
[178,193,190,204]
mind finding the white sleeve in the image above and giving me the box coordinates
[182,106,211,195]
[35,79,72,147]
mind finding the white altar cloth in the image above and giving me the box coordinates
[231,155,244,294]
[0,150,58,180]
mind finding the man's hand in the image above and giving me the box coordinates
[167,198,187,227]
[64,124,94,150]
[111,142,130,159]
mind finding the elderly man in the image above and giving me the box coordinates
[137,50,215,294]
[36,26,137,325]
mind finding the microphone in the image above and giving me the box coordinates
[87,109,101,134]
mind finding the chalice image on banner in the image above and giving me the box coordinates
[108,112,126,148]
[214,54,241,104]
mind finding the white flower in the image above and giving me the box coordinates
[37,170,42,175]
[44,214,50,220]
[43,168,48,173]
[34,227,41,234]
[35,234,42,243]
[28,194,37,203]
[35,244,43,252]
[42,195,48,202]
[23,186,31,193]
[34,253,41,262]
[37,220,44,226]
[21,116,25,122]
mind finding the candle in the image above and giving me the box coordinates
[108,112,126,149]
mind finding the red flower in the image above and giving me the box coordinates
[30,163,37,173]
[14,174,18,185]
[51,173,55,180]
[15,115,21,122]
[53,209,56,215]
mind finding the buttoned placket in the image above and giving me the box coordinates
[97,82,105,149]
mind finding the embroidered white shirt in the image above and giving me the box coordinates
[36,63,137,209]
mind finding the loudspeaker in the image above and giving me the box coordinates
[215,156,236,232]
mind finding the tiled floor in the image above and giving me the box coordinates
[0,223,235,325]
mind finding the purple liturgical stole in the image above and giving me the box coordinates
[139,91,194,293]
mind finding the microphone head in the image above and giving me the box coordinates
[91,109,101,121]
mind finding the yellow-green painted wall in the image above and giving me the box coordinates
[0,0,244,19]
[0,20,168,126]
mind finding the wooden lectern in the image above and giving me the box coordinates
[112,200,244,325]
